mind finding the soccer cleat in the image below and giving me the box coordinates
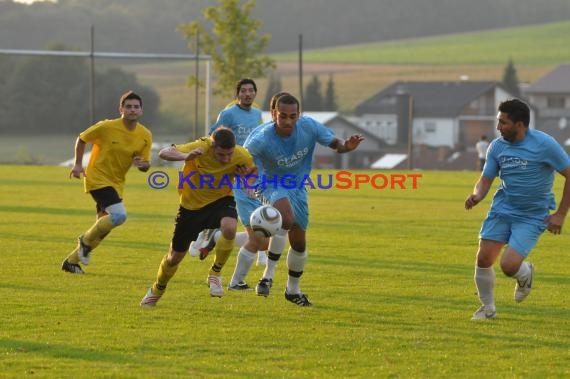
[61,259,84,274]
[208,275,224,297]
[140,288,162,308]
[255,278,272,297]
[471,305,496,320]
[77,235,92,265]
[228,281,252,291]
[188,231,206,257]
[199,228,219,260]
[284,291,312,307]
[514,263,534,303]
[256,251,268,266]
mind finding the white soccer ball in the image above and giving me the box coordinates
[250,205,282,238]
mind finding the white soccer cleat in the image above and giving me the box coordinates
[140,288,162,308]
[188,230,206,257]
[471,305,496,320]
[208,275,224,297]
[256,251,268,266]
[514,263,534,303]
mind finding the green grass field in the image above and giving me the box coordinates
[1,165,569,378]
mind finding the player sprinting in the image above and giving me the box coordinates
[244,94,364,306]
[140,127,257,306]
[62,91,151,274]
[465,98,570,320]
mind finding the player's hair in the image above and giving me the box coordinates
[235,78,257,97]
[276,94,300,111]
[270,91,291,111]
[498,98,530,127]
[120,90,143,107]
[211,126,236,149]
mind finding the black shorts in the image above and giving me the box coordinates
[90,186,122,213]
[171,196,237,253]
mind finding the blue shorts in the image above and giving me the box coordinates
[259,187,309,230]
[479,213,547,257]
[234,187,262,226]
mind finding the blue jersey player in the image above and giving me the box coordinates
[465,98,570,320]
[244,94,364,306]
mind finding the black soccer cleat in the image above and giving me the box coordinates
[256,278,273,297]
[284,291,312,307]
[61,259,84,274]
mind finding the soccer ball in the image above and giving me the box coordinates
[250,205,282,238]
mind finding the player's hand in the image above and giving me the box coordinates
[545,213,565,234]
[69,164,85,179]
[185,148,203,161]
[132,156,150,170]
[464,194,482,210]
[235,164,254,177]
[344,134,364,151]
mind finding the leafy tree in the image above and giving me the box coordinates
[324,74,338,111]
[304,75,323,111]
[178,0,275,98]
[502,58,521,97]
[262,73,283,110]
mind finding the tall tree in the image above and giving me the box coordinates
[179,0,275,98]
[324,74,338,111]
[502,58,521,97]
[304,75,323,111]
[262,73,283,110]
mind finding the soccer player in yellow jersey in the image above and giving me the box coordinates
[140,127,257,306]
[61,91,152,274]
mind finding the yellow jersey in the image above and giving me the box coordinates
[80,118,152,197]
[175,137,254,210]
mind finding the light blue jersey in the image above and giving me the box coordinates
[208,104,263,145]
[483,128,570,222]
[244,115,335,181]
[244,116,335,230]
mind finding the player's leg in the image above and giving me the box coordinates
[141,206,201,307]
[62,187,124,272]
[283,190,311,306]
[502,220,545,303]
[228,226,265,290]
[206,196,239,297]
[256,192,293,296]
[471,214,509,319]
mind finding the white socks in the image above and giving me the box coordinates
[286,248,307,295]
[229,247,256,287]
[474,266,496,309]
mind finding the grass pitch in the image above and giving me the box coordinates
[0,165,569,378]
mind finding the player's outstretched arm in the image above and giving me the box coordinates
[465,176,493,210]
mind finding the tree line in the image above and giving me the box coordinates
[1,0,570,54]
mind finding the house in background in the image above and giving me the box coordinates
[524,63,570,150]
[261,111,383,169]
[353,80,531,170]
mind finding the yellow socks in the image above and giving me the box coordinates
[152,254,179,295]
[83,215,114,249]
[209,235,234,276]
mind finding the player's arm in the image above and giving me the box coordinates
[465,175,494,210]
[158,145,203,161]
[329,134,364,153]
[545,166,570,234]
[69,137,87,179]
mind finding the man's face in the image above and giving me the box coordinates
[120,99,143,121]
[496,112,519,143]
[274,102,299,137]
[213,146,234,165]
[237,84,256,108]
